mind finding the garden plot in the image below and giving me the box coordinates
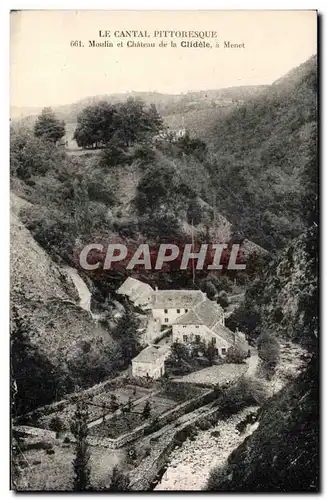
[132,394,178,418]
[35,385,153,431]
[88,392,179,439]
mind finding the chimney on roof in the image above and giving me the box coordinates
[155,286,158,291]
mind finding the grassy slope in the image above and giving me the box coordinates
[11,193,114,365]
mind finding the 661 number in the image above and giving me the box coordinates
[70,40,84,47]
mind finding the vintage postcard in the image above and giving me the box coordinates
[10,10,318,492]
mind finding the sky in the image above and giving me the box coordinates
[10,10,317,108]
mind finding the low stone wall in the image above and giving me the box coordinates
[85,388,214,449]
[14,374,129,425]
[13,426,57,440]
[128,403,220,490]
[129,404,222,490]
[14,389,215,451]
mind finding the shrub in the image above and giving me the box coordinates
[225,345,248,364]
[142,400,151,419]
[257,333,280,379]
[220,377,267,416]
[49,415,64,435]
[217,291,230,310]
[108,466,130,492]
[257,333,280,365]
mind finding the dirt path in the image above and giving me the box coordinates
[63,266,91,313]
[245,350,259,378]
[155,406,259,491]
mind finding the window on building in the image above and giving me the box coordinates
[177,309,180,313]
[164,309,168,314]
[215,349,219,356]
[185,309,188,313]
[195,325,199,329]
[221,348,226,355]
[211,337,216,345]
[183,325,187,328]
[183,335,188,342]
[195,335,201,343]
[164,318,168,323]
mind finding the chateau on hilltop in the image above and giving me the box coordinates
[117,277,248,379]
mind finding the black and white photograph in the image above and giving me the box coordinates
[10,9,318,492]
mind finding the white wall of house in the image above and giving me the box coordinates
[172,324,231,356]
[144,317,162,344]
[152,307,190,325]
[132,358,166,379]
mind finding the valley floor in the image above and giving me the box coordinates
[155,405,259,491]
[155,340,307,491]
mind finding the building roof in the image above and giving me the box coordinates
[173,299,248,348]
[211,323,249,350]
[151,290,205,309]
[174,298,224,329]
[132,344,170,364]
[117,277,153,303]
[211,322,236,344]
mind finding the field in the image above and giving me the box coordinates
[14,441,125,491]
[173,364,248,386]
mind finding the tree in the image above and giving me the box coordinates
[112,312,141,366]
[117,98,164,146]
[70,400,91,491]
[206,343,217,365]
[142,400,151,419]
[175,132,207,160]
[109,394,119,413]
[217,291,230,310]
[108,466,129,492]
[221,377,267,415]
[73,101,118,149]
[257,333,280,365]
[225,345,247,364]
[199,279,217,300]
[257,333,280,379]
[73,98,163,149]
[34,107,65,144]
[127,397,133,412]
[50,415,64,437]
[170,341,189,362]
[11,125,64,179]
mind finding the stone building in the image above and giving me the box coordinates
[117,277,154,309]
[151,289,206,325]
[172,298,248,356]
[132,344,171,379]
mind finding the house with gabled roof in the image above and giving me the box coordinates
[132,344,171,379]
[117,278,248,356]
[117,277,154,309]
[151,288,206,326]
[172,298,248,357]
